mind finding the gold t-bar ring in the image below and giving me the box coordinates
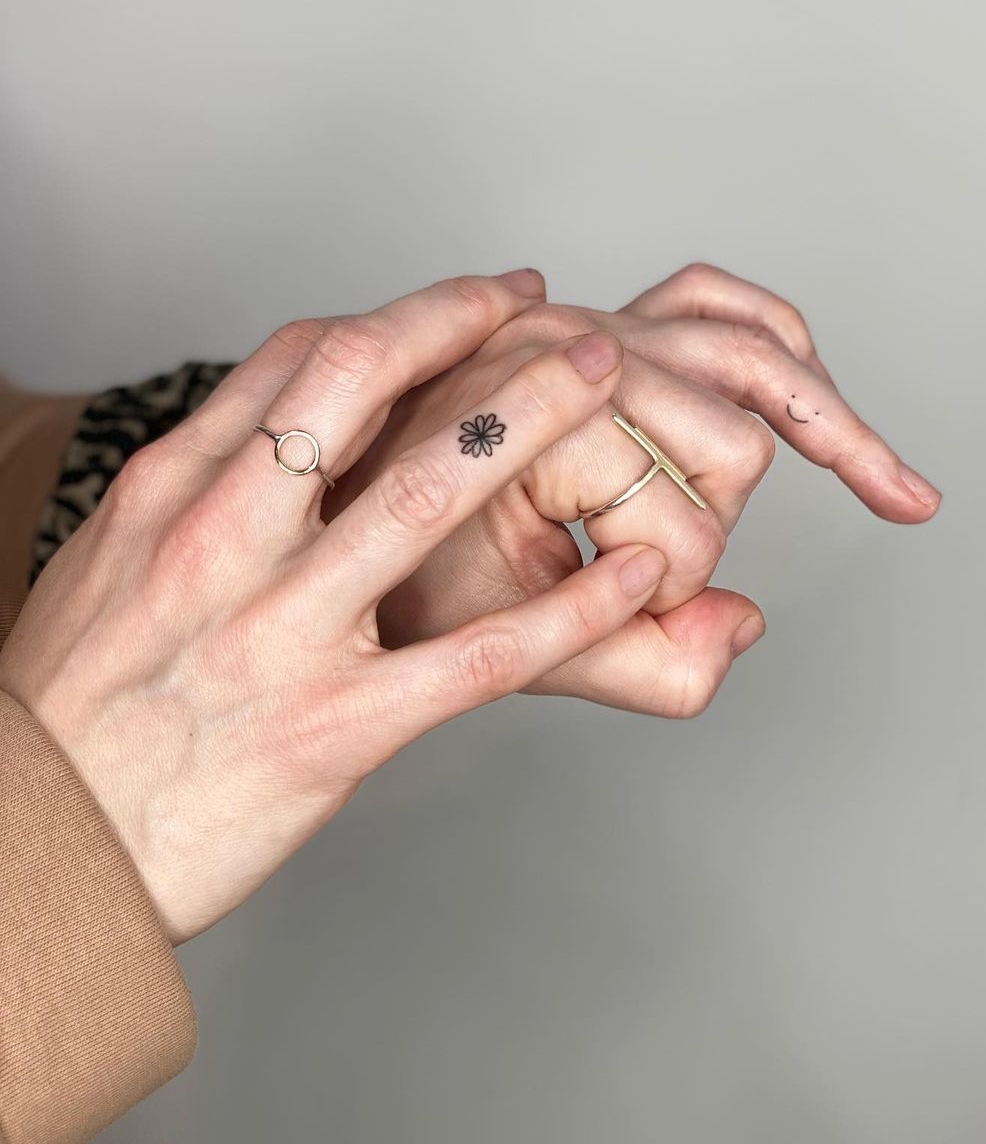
[580,412,708,518]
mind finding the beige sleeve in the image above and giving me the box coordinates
[0,386,197,1144]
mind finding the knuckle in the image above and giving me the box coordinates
[100,442,161,519]
[777,298,806,331]
[729,320,784,362]
[775,300,815,358]
[671,665,721,719]
[453,624,525,699]
[150,492,224,589]
[748,422,777,474]
[270,317,325,356]
[510,363,562,423]
[558,588,607,646]
[524,301,596,340]
[446,275,498,323]
[837,415,882,467]
[310,316,393,380]
[723,420,777,484]
[678,260,719,284]
[376,450,458,533]
[667,513,727,576]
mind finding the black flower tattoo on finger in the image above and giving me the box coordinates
[459,413,506,458]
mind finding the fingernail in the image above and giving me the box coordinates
[566,331,623,384]
[731,613,766,657]
[897,462,941,507]
[495,267,545,298]
[618,546,667,597]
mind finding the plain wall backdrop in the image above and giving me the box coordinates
[2,1,984,1141]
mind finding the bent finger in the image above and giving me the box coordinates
[621,262,818,363]
[375,543,670,740]
[527,585,765,717]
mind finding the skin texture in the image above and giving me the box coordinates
[0,271,741,945]
[0,266,940,944]
[326,263,941,715]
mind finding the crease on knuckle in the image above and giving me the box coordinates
[725,323,787,407]
[524,301,595,341]
[559,588,606,647]
[667,661,720,719]
[270,318,326,356]
[729,320,786,363]
[665,514,726,576]
[447,275,497,323]
[377,450,457,533]
[454,624,525,699]
[310,316,393,381]
[832,415,881,473]
[511,364,562,423]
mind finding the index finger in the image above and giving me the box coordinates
[176,268,548,459]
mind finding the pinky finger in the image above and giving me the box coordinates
[621,262,818,363]
[381,544,668,737]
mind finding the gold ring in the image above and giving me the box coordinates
[579,413,707,519]
[253,424,336,487]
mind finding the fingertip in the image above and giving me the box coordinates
[495,267,547,300]
[617,545,668,597]
[730,611,766,658]
[836,459,941,524]
[565,330,624,385]
[897,462,942,512]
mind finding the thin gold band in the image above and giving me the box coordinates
[253,424,336,487]
[579,413,707,519]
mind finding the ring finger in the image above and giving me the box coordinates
[528,353,775,615]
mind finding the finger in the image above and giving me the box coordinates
[528,585,765,717]
[288,332,626,621]
[620,265,875,472]
[615,315,941,523]
[371,543,671,742]
[568,411,758,617]
[177,269,547,530]
[519,349,775,614]
[620,262,818,363]
[606,357,776,534]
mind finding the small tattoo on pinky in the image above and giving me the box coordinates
[786,393,821,424]
[458,413,506,458]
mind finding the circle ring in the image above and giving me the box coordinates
[273,428,321,476]
[253,423,335,486]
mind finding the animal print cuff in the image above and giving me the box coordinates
[30,361,238,585]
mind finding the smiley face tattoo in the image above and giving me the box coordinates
[786,394,820,424]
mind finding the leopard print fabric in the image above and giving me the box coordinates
[30,360,238,585]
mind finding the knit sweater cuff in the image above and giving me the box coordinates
[0,689,196,1144]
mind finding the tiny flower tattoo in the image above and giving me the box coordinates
[458,412,506,458]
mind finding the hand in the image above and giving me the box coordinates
[329,264,941,715]
[0,272,672,944]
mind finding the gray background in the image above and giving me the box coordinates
[2,0,983,1140]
